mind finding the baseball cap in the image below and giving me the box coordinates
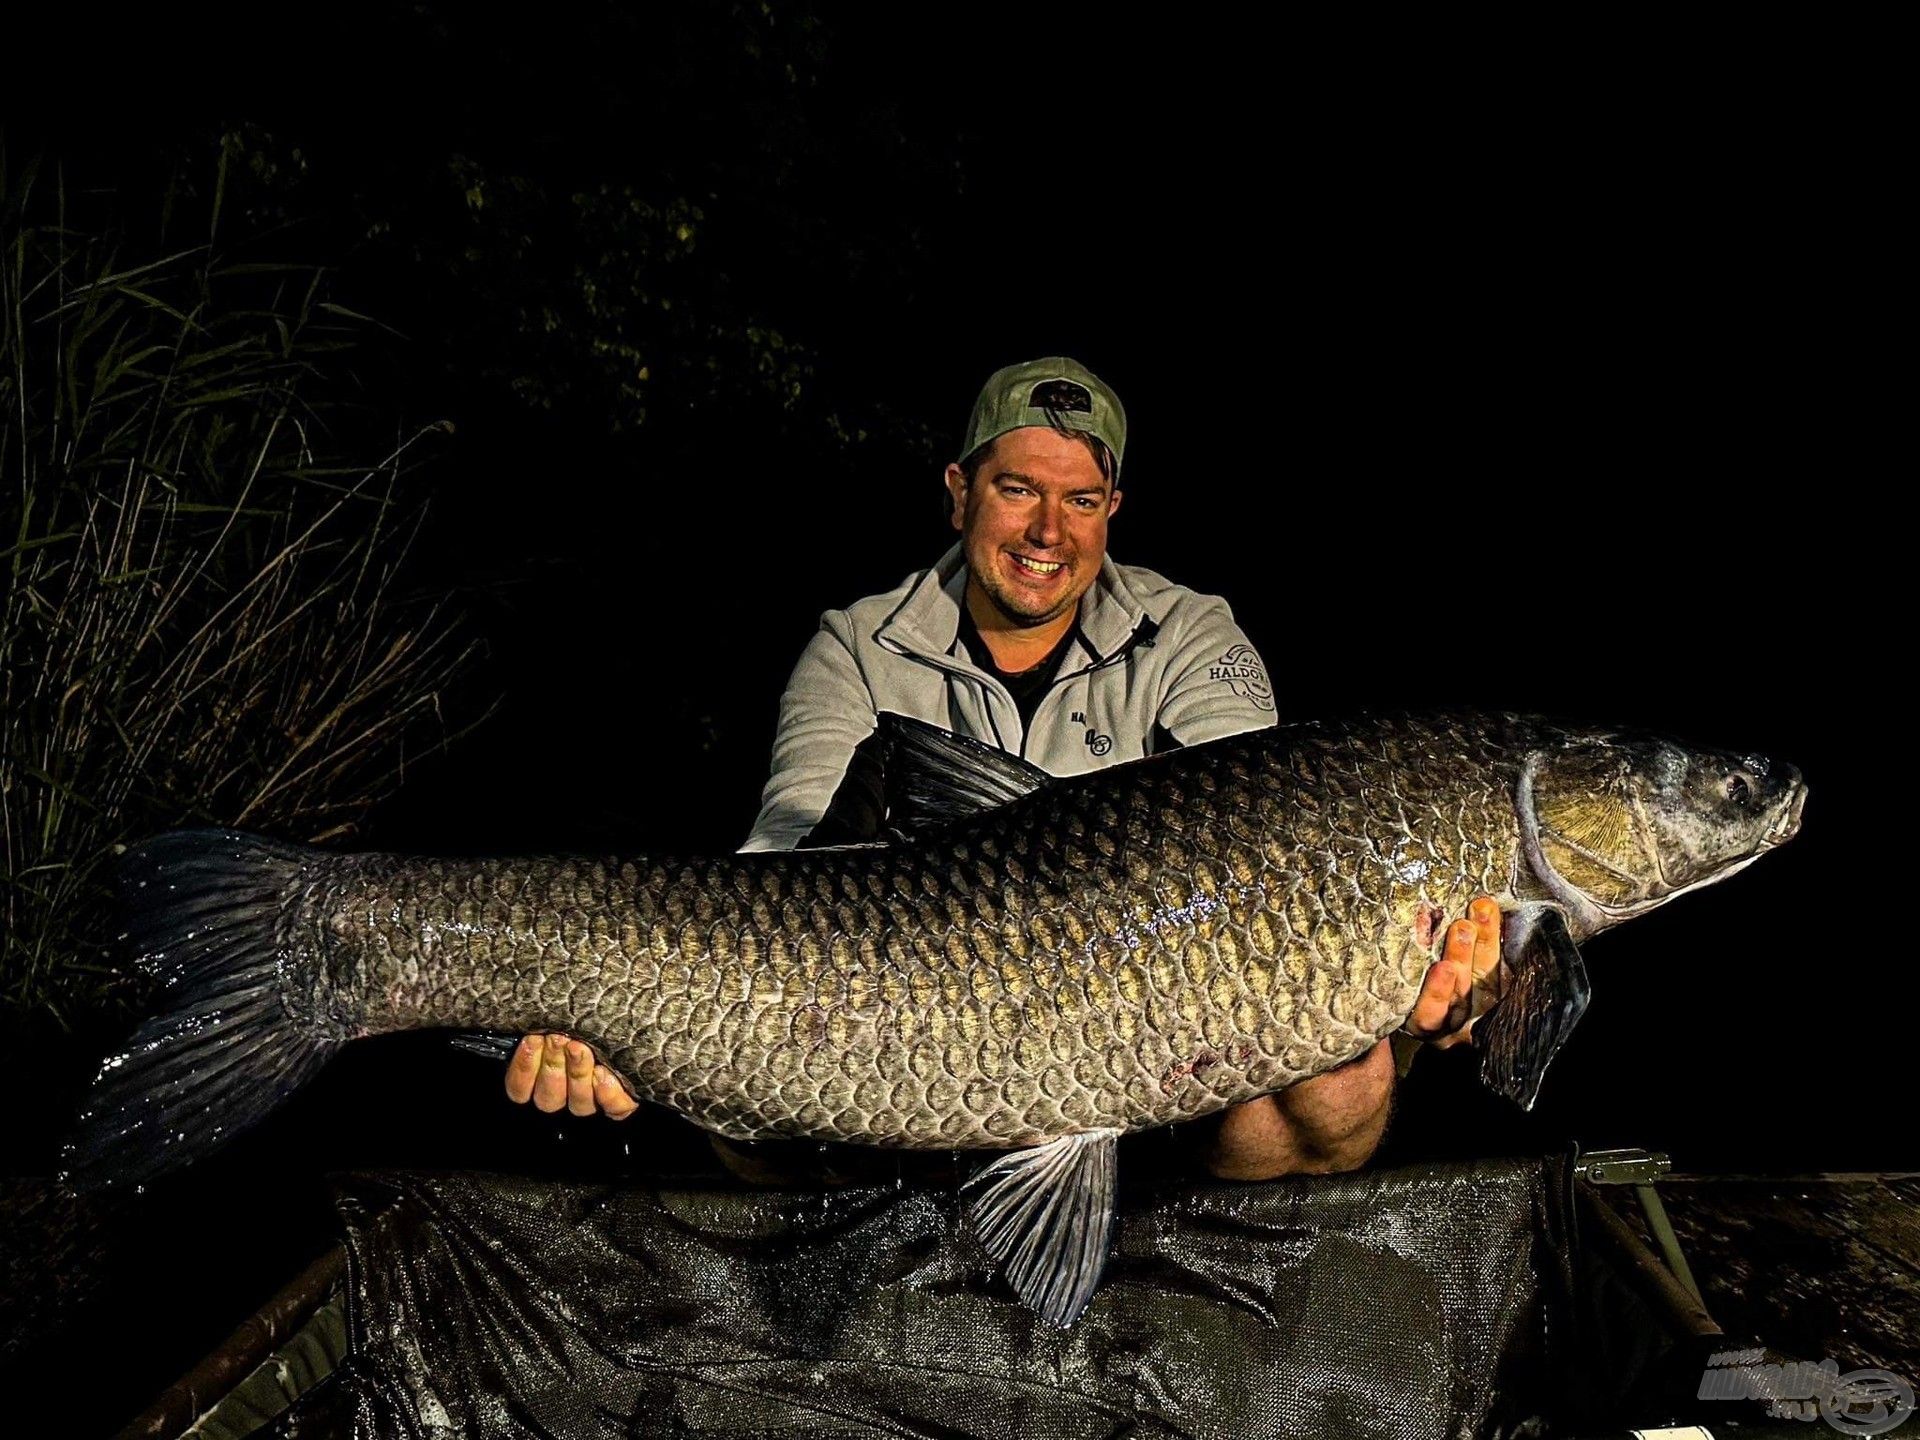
[960,356,1127,478]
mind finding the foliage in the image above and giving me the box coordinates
[0,144,482,1025]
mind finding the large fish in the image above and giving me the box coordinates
[66,712,1805,1324]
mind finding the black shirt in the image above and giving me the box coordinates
[956,606,1080,734]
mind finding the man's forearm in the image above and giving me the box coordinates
[1204,1041,1395,1180]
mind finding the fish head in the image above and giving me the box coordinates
[1525,728,1806,929]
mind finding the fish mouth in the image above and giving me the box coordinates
[1624,776,1808,918]
[1762,780,1808,850]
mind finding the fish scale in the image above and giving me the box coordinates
[286,714,1504,1150]
[68,709,1806,1325]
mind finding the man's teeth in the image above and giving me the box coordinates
[1012,556,1063,574]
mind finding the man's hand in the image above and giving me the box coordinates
[1400,897,1504,1049]
[1204,897,1505,1180]
[504,1033,638,1119]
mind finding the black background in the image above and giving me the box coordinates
[0,6,1901,1423]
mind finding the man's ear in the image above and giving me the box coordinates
[942,463,969,531]
[1108,487,1123,519]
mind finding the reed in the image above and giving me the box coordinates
[1,145,484,1026]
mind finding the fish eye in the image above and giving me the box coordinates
[1726,773,1753,807]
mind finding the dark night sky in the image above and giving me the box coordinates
[4,7,1898,1172]
[0,12,1902,1428]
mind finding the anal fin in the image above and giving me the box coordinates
[962,1128,1120,1327]
[1478,906,1592,1110]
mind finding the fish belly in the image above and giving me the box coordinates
[320,726,1505,1151]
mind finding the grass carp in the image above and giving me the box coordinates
[65,711,1806,1324]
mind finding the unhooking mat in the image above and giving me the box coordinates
[264,1155,1672,1439]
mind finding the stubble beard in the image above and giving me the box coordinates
[975,563,1078,629]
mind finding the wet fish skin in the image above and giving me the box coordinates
[72,709,1805,1182]
[246,711,1789,1154]
[67,710,1805,1325]
[293,717,1472,1149]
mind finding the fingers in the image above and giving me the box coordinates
[507,1031,636,1120]
[1456,896,1506,1044]
[504,1034,543,1104]
[1468,896,1502,984]
[594,1065,639,1121]
[1432,919,1477,1046]
[533,1033,570,1112]
[565,1040,597,1116]
[1404,920,1474,1041]
[1406,898,1506,1050]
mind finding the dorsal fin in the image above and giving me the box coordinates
[874,713,1051,835]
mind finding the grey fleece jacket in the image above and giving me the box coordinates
[742,544,1276,852]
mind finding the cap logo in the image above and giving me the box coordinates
[1026,379,1092,414]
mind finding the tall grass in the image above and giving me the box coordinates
[0,145,483,1027]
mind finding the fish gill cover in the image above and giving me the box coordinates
[66,710,1805,1327]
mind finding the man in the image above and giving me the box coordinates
[508,357,1499,1178]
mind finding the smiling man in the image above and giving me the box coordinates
[509,357,1498,1178]
[740,357,1281,847]
[944,413,1122,662]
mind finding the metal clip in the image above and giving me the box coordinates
[1574,1146,1672,1185]
[1574,1146,1702,1305]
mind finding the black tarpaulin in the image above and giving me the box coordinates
[255,1154,1717,1438]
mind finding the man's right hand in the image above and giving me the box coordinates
[504,1033,638,1119]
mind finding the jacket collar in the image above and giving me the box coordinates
[876,543,1148,665]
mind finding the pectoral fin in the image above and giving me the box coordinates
[1477,906,1591,1110]
[962,1128,1120,1327]
[447,1031,522,1061]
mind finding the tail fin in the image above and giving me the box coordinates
[62,828,340,1190]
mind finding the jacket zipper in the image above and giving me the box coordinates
[877,642,1016,751]
[878,617,1157,761]
[1018,621,1158,761]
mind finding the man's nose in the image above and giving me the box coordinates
[1026,501,1064,548]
